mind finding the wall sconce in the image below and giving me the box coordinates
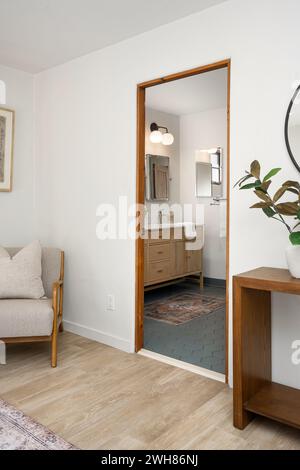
[149,122,174,146]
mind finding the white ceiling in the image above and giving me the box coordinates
[0,0,227,73]
[146,68,227,115]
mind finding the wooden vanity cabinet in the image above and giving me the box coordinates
[144,229,203,288]
[186,249,202,274]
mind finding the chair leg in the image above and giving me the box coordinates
[51,331,58,368]
[59,321,64,332]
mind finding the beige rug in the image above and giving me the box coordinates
[0,398,77,450]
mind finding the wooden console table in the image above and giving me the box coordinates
[233,267,300,430]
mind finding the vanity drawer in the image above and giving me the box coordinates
[146,229,173,244]
[148,260,170,282]
[149,243,170,262]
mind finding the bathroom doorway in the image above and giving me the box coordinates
[135,60,230,383]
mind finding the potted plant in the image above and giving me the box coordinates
[235,160,300,278]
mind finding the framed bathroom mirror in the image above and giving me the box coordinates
[196,162,212,197]
[285,85,300,173]
[145,154,170,201]
[195,148,223,198]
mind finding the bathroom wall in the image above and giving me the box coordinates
[180,108,227,279]
[145,107,180,224]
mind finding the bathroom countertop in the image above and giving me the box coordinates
[144,222,203,242]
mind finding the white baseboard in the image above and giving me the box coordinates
[138,349,226,383]
[64,320,132,353]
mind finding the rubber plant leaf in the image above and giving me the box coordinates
[250,202,273,209]
[254,190,271,202]
[263,207,276,218]
[240,180,261,190]
[234,174,253,188]
[283,180,300,190]
[250,160,261,179]
[263,168,281,182]
[285,187,299,196]
[276,202,299,216]
[260,180,272,192]
[273,186,286,203]
[289,231,300,245]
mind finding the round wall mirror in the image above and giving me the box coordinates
[285,85,300,173]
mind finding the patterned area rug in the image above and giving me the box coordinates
[0,399,77,450]
[145,291,225,325]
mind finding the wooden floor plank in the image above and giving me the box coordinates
[0,332,300,450]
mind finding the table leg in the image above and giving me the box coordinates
[233,280,271,429]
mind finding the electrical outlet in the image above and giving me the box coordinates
[107,294,115,311]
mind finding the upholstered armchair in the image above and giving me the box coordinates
[0,248,64,367]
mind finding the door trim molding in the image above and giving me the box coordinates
[138,349,226,383]
[135,59,231,383]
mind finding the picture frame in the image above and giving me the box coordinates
[0,107,15,192]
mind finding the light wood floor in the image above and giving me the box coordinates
[1,331,300,450]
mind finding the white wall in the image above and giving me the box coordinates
[145,107,180,224]
[35,0,300,387]
[180,108,227,279]
[0,65,35,245]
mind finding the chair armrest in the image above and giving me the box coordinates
[52,280,63,291]
[52,280,64,318]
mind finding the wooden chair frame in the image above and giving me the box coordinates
[1,251,65,368]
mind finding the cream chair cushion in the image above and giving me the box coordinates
[0,241,45,299]
[0,299,53,337]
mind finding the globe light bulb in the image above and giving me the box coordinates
[150,130,163,143]
[162,132,174,146]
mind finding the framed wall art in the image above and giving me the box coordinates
[0,107,14,192]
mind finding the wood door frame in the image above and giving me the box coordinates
[135,59,231,383]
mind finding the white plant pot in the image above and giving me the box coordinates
[286,245,300,278]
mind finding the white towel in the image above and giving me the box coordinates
[185,225,204,251]
[184,222,197,241]
[220,201,227,238]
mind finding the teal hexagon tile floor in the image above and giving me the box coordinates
[143,281,225,374]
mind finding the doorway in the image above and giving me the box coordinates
[135,60,230,382]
